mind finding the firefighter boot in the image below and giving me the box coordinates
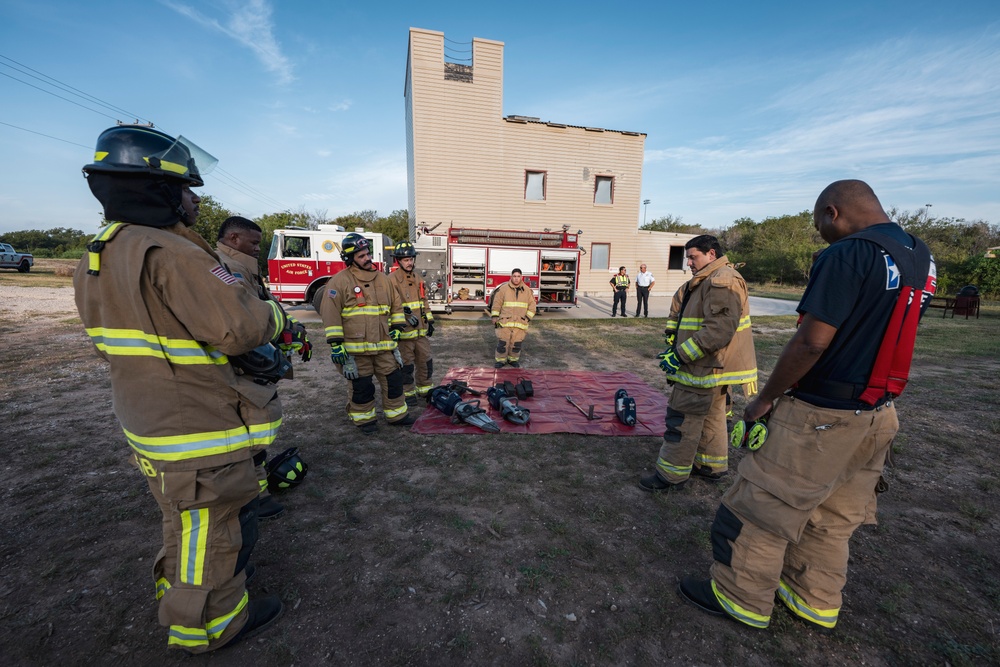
[223,596,284,649]
[677,578,727,617]
[258,494,285,520]
[639,472,683,493]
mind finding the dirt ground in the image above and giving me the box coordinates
[1,284,998,666]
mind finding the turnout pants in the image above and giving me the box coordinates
[708,396,898,629]
[655,384,729,484]
[141,455,260,653]
[398,336,434,397]
[339,351,408,426]
[612,289,627,316]
[635,285,650,317]
[495,325,527,363]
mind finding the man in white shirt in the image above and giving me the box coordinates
[635,263,655,317]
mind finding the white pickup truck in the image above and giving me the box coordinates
[0,243,34,272]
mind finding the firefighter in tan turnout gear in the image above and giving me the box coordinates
[217,215,312,520]
[321,233,415,433]
[640,235,757,492]
[75,125,305,653]
[388,241,435,404]
[490,268,536,368]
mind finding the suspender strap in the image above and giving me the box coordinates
[86,222,128,276]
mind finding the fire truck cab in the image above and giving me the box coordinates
[266,225,393,306]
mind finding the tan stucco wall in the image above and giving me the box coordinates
[405,27,695,297]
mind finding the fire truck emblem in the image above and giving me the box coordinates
[322,240,335,252]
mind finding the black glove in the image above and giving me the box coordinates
[426,320,435,337]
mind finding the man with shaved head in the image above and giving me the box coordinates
[678,180,936,633]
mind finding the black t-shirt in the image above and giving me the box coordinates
[794,223,936,408]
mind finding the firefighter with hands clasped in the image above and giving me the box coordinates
[640,235,758,492]
[388,240,436,405]
[490,268,537,368]
[678,180,936,633]
[320,233,415,433]
[75,125,306,653]
[217,215,312,520]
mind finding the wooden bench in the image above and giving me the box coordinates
[927,296,955,318]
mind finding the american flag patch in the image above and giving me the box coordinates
[211,265,238,285]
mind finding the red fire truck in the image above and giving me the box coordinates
[266,225,393,306]
[412,225,582,313]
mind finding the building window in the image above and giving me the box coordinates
[590,243,610,271]
[594,176,614,204]
[668,245,686,270]
[525,171,546,201]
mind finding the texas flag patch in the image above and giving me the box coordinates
[883,253,900,290]
[211,265,239,286]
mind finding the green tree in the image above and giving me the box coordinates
[190,195,234,247]
[725,211,824,284]
[640,214,708,235]
[332,209,408,244]
[0,228,90,257]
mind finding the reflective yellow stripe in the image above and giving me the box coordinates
[325,325,345,339]
[399,330,419,340]
[490,310,500,317]
[402,300,423,309]
[343,340,398,353]
[168,624,209,648]
[155,576,170,600]
[656,457,692,477]
[258,478,268,492]
[142,155,190,176]
[248,418,282,447]
[680,338,704,361]
[85,327,228,365]
[713,580,770,628]
[404,388,418,397]
[167,591,248,647]
[267,300,284,341]
[503,302,529,309]
[673,368,758,389]
[348,408,377,423]
[342,305,390,317]
[384,404,408,419]
[501,322,529,330]
[390,313,406,324]
[665,319,678,331]
[207,591,249,639]
[123,423,272,462]
[777,580,839,628]
[526,311,535,319]
[695,452,727,466]
[179,508,209,586]
[415,384,433,396]
[678,315,751,331]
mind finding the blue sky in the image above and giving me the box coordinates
[1,0,998,236]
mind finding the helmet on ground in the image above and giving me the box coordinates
[265,447,308,490]
[340,232,371,265]
[393,241,417,259]
[229,343,292,384]
[83,124,217,186]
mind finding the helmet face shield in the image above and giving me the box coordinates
[148,135,217,186]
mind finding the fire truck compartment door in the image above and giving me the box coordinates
[489,248,538,274]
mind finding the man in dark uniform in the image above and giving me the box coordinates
[678,180,936,632]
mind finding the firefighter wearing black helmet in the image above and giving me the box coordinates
[389,241,435,404]
[320,232,414,433]
[75,125,299,652]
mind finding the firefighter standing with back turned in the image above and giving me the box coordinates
[217,215,313,520]
[639,235,757,492]
[321,233,415,433]
[388,241,436,404]
[75,125,306,653]
[678,180,936,633]
[490,268,536,368]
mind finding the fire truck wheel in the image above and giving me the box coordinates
[310,280,329,313]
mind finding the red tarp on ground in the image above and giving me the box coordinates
[411,367,667,437]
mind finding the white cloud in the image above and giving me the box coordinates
[300,153,407,215]
[328,100,353,112]
[159,0,293,84]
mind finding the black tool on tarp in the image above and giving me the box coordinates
[566,395,602,420]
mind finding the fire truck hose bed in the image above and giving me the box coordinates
[412,368,667,436]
